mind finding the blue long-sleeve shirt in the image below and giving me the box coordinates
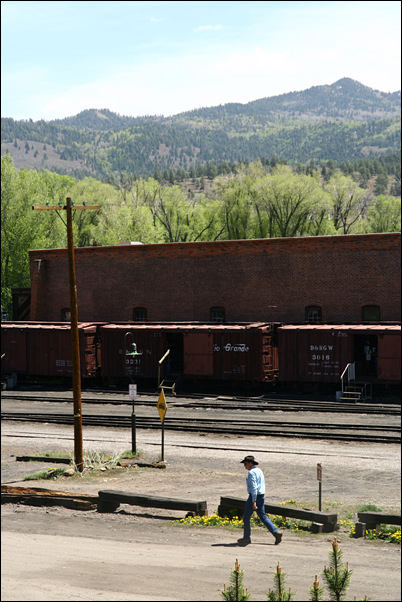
[246,466,265,501]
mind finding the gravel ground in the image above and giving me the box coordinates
[1,420,401,601]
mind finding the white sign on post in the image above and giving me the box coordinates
[129,384,137,400]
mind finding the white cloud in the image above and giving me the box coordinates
[194,24,224,32]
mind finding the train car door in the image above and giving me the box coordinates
[377,332,401,382]
[165,333,184,374]
[354,334,378,378]
[183,332,213,375]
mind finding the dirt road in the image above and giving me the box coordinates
[1,421,401,601]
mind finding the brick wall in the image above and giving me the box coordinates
[29,233,401,324]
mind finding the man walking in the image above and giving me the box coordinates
[237,455,282,546]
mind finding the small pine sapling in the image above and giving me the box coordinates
[220,558,251,601]
[309,574,325,601]
[322,537,353,601]
[266,561,295,601]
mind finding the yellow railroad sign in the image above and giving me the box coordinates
[157,390,167,423]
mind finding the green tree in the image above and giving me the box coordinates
[325,171,370,234]
[96,178,160,245]
[309,575,325,601]
[70,177,111,246]
[130,178,187,242]
[186,196,226,242]
[373,172,388,196]
[266,561,295,601]
[129,178,223,243]
[1,155,73,315]
[322,538,353,601]
[253,166,331,238]
[364,195,401,233]
[216,176,255,240]
[220,559,251,601]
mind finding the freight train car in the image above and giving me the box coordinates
[1,321,99,382]
[99,322,279,387]
[2,320,400,393]
[277,324,401,387]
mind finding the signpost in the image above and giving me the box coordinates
[129,383,137,454]
[125,333,142,455]
[157,389,167,461]
[317,463,322,511]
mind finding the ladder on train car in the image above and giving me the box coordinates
[262,332,277,382]
[339,362,372,402]
[158,375,179,395]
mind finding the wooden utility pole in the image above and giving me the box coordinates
[32,197,100,471]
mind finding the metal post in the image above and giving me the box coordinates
[131,396,137,455]
[317,463,322,511]
[126,334,142,455]
[156,388,167,462]
[66,197,83,472]
[161,420,165,461]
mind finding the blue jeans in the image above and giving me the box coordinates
[243,494,277,538]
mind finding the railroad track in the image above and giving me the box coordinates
[2,391,401,415]
[1,412,400,444]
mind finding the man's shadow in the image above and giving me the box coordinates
[211,542,269,547]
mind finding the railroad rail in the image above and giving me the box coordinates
[2,391,401,415]
[1,411,400,444]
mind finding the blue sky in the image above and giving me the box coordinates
[1,0,401,121]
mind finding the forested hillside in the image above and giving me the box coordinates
[1,78,400,182]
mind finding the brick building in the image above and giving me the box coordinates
[29,233,401,325]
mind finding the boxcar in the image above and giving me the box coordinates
[278,324,401,385]
[99,322,279,385]
[1,321,99,380]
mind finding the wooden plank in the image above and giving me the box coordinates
[1,493,96,510]
[1,485,97,502]
[98,490,207,515]
[358,511,401,527]
[218,496,337,525]
[16,455,72,464]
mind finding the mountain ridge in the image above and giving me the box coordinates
[48,78,402,128]
[1,78,400,180]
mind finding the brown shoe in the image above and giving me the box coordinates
[274,532,282,545]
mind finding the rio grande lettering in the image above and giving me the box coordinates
[213,343,249,352]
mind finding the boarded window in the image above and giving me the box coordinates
[362,305,380,322]
[210,307,225,323]
[305,306,322,323]
[133,307,147,322]
[61,308,71,322]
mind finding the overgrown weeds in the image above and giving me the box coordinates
[23,449,141,481]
